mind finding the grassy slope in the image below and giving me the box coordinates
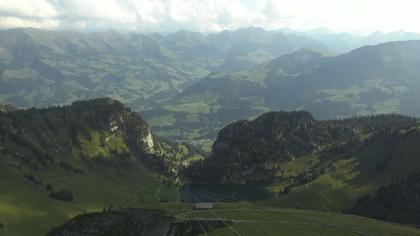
[4,150,420,236]
[176,203,420,236]
[2,104,420,235]
[0,160,178,236]
[0,100,184,236]
[260,128,420,211]
[19,198,420,236]
[2,155,420,236]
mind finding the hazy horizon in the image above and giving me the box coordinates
[2,25,419,39]
[1,0,420,34]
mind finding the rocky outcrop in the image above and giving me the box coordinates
[47,209,228,236]
[0,98,180,175]
[0,104,18,113]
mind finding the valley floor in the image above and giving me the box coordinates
[2,186,420,235]
[2,159,420,236]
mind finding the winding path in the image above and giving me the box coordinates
[125,185,147,207]
[153,184,163,201]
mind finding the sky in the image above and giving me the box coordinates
[0,0,419,34]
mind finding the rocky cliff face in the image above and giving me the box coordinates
[0,97,178,174]
[70,98,160,153]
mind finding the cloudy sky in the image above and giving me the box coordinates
[0,0,419,33]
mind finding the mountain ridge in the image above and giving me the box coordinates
[183,110,418,184]
[0,27,328,109]
[181,110,420,216]
[145,39,420,140]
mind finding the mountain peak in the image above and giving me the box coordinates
[238,26,266,33]
[70,97,126,111]
[184,111,418,184]
[304,27,335,35]
[256,110,314,123]
[0,98,181,176]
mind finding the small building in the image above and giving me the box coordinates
[193,202,214,210]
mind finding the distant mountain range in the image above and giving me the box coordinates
[2,27,420,141]
[0,27,329,109]
[296,27,420,52]
[1,27,419,112]
[145,40,420,140]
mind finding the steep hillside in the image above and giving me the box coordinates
[0,98,196,235]
[146,40,420,140]
[182,111,420,212]
[0,97,178,172]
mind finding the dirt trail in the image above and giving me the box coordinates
[125,186,147,207]
[153,184,163,201]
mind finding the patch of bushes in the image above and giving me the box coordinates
[24,173,42,185]
[49,189,74,202]
[46,183,54,192]
[347,171,420,225]
[59,161,84,175]
[282,185,292,195]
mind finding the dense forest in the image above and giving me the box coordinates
[348,171,420,225]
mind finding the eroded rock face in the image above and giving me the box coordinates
[142,130,155,153]
[95,98,157,154]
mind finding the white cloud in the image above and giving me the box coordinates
[53,0,135,22]
[0,0,419,33]
[0,0,57,18]
[0,16,59,29]
[270,0,420,33]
